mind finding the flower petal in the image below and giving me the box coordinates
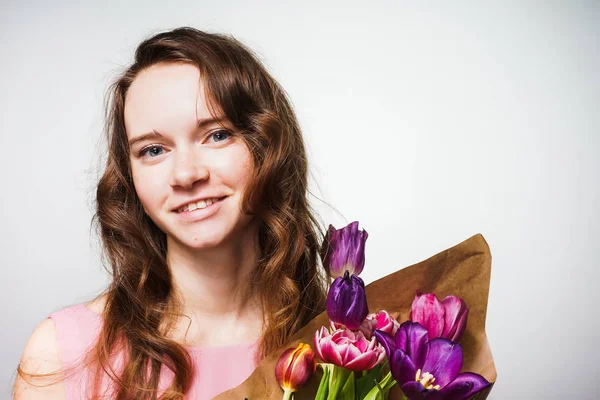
[275,347,295,388]
[318,334,344,366]
[345,275,368,326]
[347,221,368,276]
[441,296,468,341]
[422,338,463,388]
[396,321,429,369]
[411,291,445,339]
[375,310,400,336]
[401,381,429,400]
[373,329,396,360]
[313,327,328,360]
[359,313,378,339]
[390,349,417,386]
[326,277,344,322]
[340,339,362,363]
[343,349,380,371]
[437,372,492,400]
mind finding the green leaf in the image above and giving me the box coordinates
[355,365,382,399]
[376,381,385,397]
[361,371,397,400]
[339,371,355,400]
[315,364,331,400]
[378,371,397,392]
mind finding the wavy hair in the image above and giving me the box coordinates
[16,27,330,399]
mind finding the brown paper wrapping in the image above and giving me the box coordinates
[214,233,496,399]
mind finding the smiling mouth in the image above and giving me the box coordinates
[174,196,227,213]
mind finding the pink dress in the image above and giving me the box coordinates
[49,303,260,399]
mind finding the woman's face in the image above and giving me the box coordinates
[124,63,255,250]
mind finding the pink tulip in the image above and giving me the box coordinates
[313,326,385,372]
[410,291,469,341]
[359,310,400,339]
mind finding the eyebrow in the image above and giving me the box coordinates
[128,117,228,148]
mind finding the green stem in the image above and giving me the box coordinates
[282,389,293,400]
[327,366,352,400]
[315,363,331,400]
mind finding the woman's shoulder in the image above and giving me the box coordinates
[20,317,61,363]
[18,294,106,367]
[14,317,65,399]
[14,295,109,399]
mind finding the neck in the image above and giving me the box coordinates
[165,221,264,346]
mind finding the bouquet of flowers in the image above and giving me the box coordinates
[214,222,496,400]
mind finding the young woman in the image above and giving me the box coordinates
[14,27,329,399]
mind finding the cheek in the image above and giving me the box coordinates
[131,166,165,211]
[230,153,254,190]
[232,146,254,181]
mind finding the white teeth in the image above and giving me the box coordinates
[177,197,222,213]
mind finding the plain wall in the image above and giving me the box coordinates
[1,1,598,399]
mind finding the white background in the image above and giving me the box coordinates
[1,1,598,399]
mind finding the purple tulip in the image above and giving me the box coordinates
[320,221,369,278]
[374,322,491,400]
[326,270,369,330]
[410,291,469,342]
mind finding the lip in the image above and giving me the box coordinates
[173,196,227,222]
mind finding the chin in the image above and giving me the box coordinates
[180,235,225,249]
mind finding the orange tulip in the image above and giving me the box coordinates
[275,342,316,399]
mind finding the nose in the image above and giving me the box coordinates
[168,148,209,189]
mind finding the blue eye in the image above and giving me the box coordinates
[140,145,164,158]
[210,130,232,142]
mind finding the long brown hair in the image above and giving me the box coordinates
[17,27,329,399]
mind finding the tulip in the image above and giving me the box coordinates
[315,324,388,400]
[374,321,491,400]
[275,342,316,400]
[326,270,369,330]
[410,291,469,341]
[320,221,368,278]
[359,310,400,339]
[314,325,385,373]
